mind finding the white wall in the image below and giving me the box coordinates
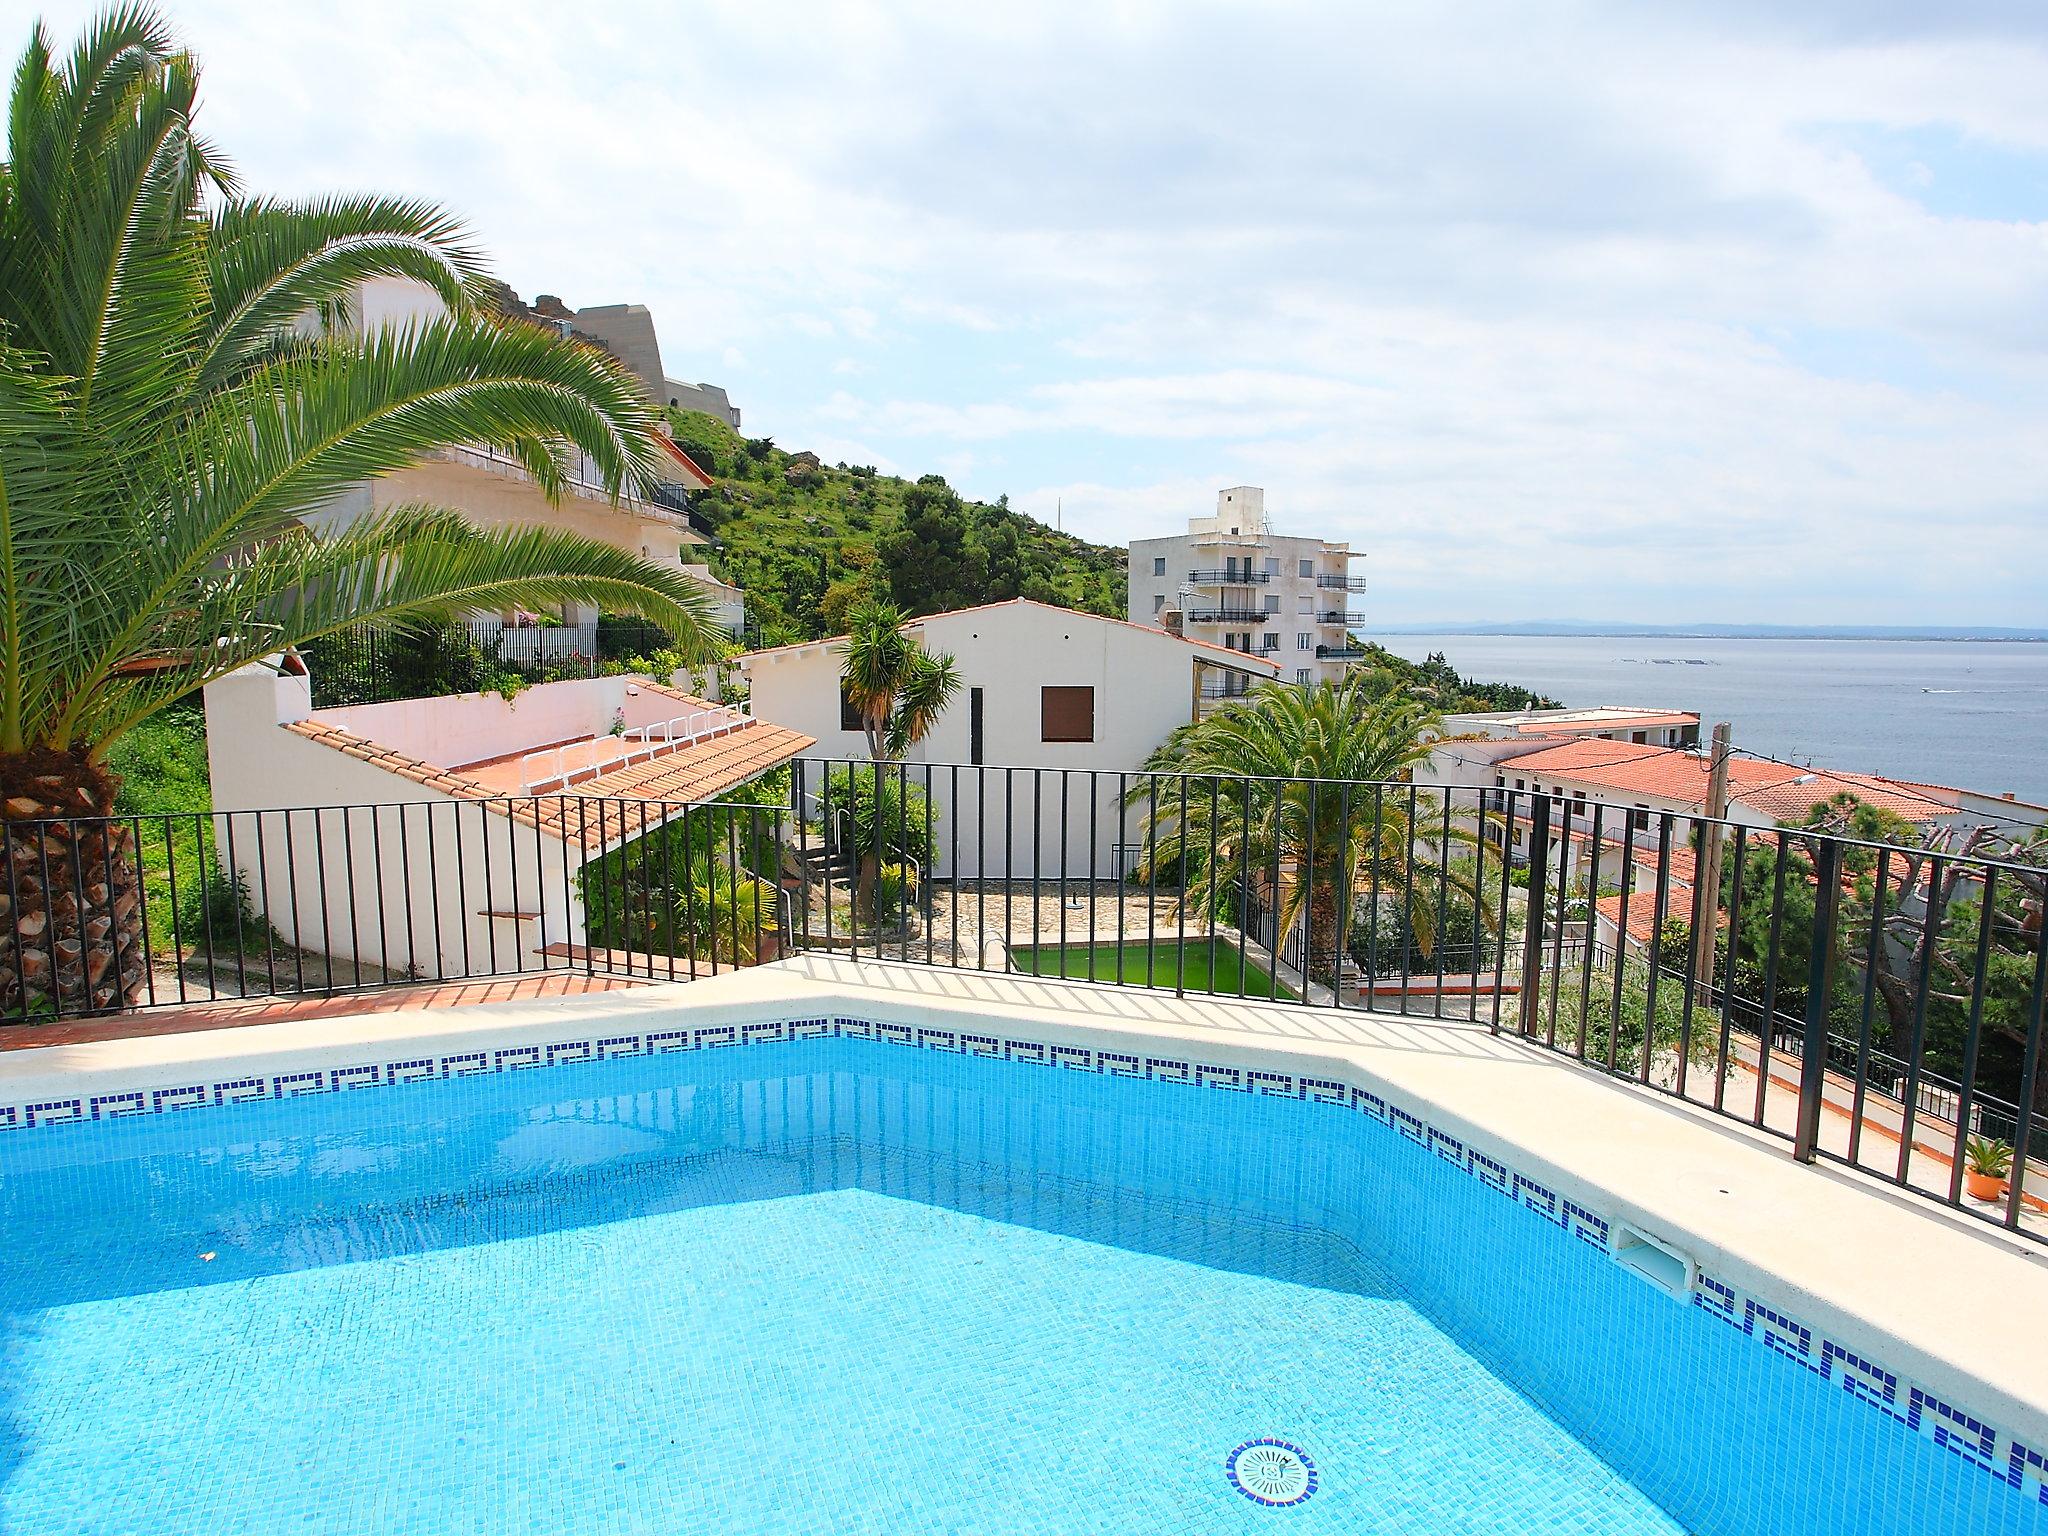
[203,664,590,976]
[745,604,1278,879]
[310,674,687,770]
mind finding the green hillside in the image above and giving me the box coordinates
[665,409,1123,644]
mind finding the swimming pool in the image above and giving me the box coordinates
[3,1012,2044,1534]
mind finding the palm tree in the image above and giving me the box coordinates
[837,599,961,763]
[0,9,719,1011]
[833,599,957,920]
[1132,674,1485,985]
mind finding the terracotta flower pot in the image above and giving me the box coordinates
[1964,1170,2007,1203]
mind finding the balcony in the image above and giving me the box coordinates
[1317,643,1368,660]
[1316,574,1370,593]
[1316,610,1365,626]
[1186,568,1272,586]
[1184,607,1273,625]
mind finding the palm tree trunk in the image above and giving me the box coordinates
[855,852,879,928]
[1306,881,1343,986]
[1,749,147,1019]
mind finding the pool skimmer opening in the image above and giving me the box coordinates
[1226,1439,1318,1507]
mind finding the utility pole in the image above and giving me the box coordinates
[1693,722,1732,990]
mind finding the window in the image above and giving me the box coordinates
[1297,632,1311,650]
[1297,594,1312,614]
[1262,594,1279,613]
[1299,558,1313,578]
[1295,668,1311,685]
[1152,556,1166,576]
[1631,730,1647,744]
[1263,557,1280,575]
[1260,634,1279,653]
[1041,685,1094,743]
[1151,593,1165,613]
[970,687,985,765]
[838,686,863,733]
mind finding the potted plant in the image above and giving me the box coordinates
[1963,1136,2012,1202]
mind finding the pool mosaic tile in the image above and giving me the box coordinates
[3,1009,2045,1533]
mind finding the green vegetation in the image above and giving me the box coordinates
[105,702,261,958]
[666,408,1124,641]
[838,600,962,762]
[577,776,788,963]
[1350,644,1562,713]
[0,7,717,1012]
[1010,941,1295,1001]
[1133,676,1485,984]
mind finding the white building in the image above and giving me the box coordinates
[306,277,741,654]
[204,660,813,977]
[1125,487,1366,689]
[1439,706,1701,750]
[737,599,1282,879]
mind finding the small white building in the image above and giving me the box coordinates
[1125,487,1365,687]
[737,599,1282,879]
[1439,706,1701,750]
[204,660,812,978]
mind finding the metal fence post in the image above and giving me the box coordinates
[1794,837,1843,1163]
[1516,795,1550,1037]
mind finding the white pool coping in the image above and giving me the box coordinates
[5,954,2046,1451]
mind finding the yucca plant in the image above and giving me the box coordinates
[0,8,718,1011]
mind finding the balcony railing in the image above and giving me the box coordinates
[1186,569,1272,586]
[20,766,2037,1242]
[1316,643,1367,660]
[1315,611,1364,626]
[1185,608,1273,625]
[1317,574,1369,593]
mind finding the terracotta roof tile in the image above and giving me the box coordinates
[282,711,813,853]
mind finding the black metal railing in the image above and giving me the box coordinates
[1316,610,1363,626]
[1316,574,1369,592]
[0,796,791,1019]
[1186,569,1272,585]
[1184,608,1273,625]
[3,762,2040,1242]
[1316,644,1367,660]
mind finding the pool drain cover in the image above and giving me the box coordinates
[1226,1439,1317,1507]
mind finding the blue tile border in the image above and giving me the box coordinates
[2,1007,2044,1510]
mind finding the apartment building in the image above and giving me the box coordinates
[1126,487,1366,689]
[303,277,742,655]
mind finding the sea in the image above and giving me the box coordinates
[1371,635,2048,806]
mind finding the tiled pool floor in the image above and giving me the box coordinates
[3,1177,1678,1535]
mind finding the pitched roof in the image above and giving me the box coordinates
[1496,739,1787,804]
[736,598,1284,673]
[1498,739,1957,826]
[284,692,812,853]
[1595,892,1666,946]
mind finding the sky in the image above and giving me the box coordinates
[17,0,2048,626]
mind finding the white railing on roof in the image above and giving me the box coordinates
[517,704,755,793]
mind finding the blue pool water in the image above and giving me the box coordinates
[1,1034,2041,1535]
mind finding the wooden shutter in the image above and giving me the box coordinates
[1040,686,1094,743]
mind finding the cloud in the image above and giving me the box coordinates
[39,0,2048,624]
